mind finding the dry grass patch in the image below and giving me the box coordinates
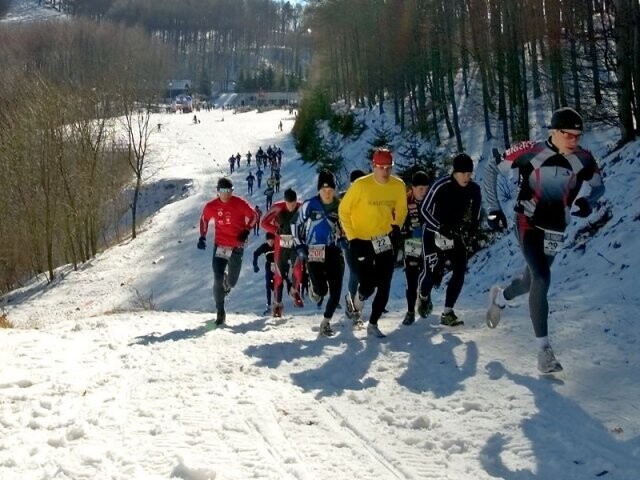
[0,313,13,329]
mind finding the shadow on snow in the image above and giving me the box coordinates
[244,317,478,399]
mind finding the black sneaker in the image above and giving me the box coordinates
[402,311,416,326]
[344,293,355,319]
[367,323,386,338]
[440,311,464,327]
[319,318,335,337]
[215,309,226,326]
[417,295,433,318]
[309,283,322,303]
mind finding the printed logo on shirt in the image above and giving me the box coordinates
[505,140,535,158]
[368,199,396,208]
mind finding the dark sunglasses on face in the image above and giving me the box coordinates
[559,129,582,141]
[218,188,233,193]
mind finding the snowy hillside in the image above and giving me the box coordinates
[0,0,67,23]
[1,106,640,479]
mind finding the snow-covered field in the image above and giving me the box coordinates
[2,105,639,479]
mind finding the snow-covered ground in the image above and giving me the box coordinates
[1,104,639,479]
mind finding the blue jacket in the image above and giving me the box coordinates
[294,196,342,246]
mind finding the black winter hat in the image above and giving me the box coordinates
[283,187,297,202]
[217,177,234,190]
[350,169,366,183]
[317,170,336,190]
[550,107,583,131]
[452,154,474,173]
[411,170,430,186]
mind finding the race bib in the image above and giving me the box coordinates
[308,245,326,262]
[215,246,233,259]
[279,234,294,248]
[434,233,454,251]
[404,238,422,258]
[371,234,393,254]
[542,229,565,256]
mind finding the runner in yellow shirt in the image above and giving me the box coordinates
[338,148,408,337]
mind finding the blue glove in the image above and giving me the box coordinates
[197,236,206,250]
[337,237,349,250]
[253,263,260,273]
[571,198,592,218]
[296,244,308,260]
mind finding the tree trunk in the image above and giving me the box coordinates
[585,0,603,105]
[615,0,636,144]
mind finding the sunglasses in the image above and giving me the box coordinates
[374,165,393,171]
[218,188,233,193]
[559,129,582,141]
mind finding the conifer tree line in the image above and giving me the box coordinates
[53,0,309,94]
[304,0,640,148]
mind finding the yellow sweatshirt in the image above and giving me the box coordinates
[339,174,408,240]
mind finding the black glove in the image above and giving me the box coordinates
[296,244,308,260]
[197,236,206,250]
[439,223,458,239]
[390,225,402,254]
[572,197,592,218]
[487,210,508,231]
[253,263,259,273]
[237,229,250,242]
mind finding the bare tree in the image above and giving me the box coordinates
[120,100,153,240]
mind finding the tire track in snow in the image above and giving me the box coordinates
[236,374,418,480]
[322,403,415,479]
[229,380,311,480]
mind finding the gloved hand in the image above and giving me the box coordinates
[337,237,349,250]
[253,263,260,273]
[390,224,402,256]
[487,210,508,231]
[237,229,251,242]
[296,244,308,260]
[390,225,401,241]
[439,223,458,239]
[197,236,206,250]
[571,197,592,218]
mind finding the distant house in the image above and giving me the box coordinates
[167,80,192,99]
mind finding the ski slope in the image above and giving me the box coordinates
[1,107,639,479]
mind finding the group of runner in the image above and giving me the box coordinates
[200,147,479,338]
[199,107,605,373]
